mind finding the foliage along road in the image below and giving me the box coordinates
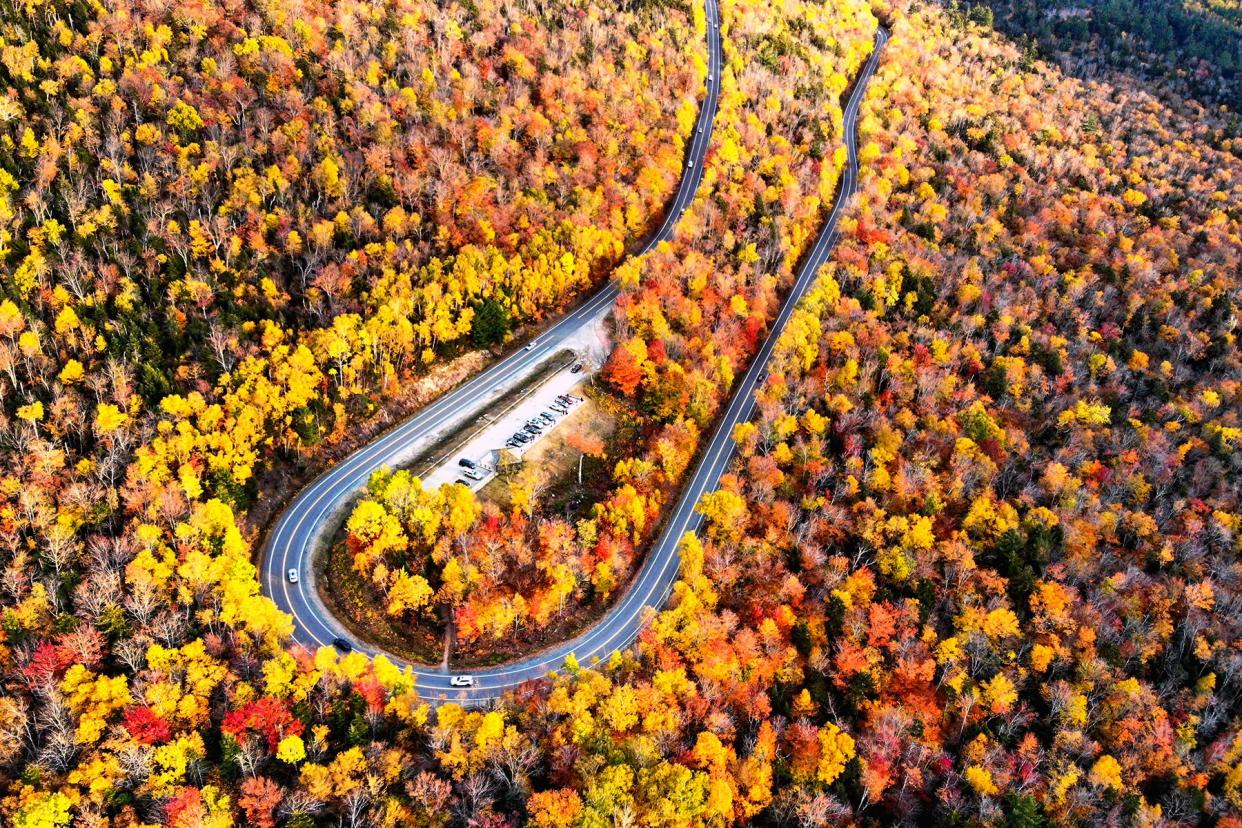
[260,2,888,702]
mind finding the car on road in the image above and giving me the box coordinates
[458,459,476,469]
[287,568,299,583]
[463,469,483,481]
[450,675,475,688]
[525,341,536,351]
[332,638,353,652]
[571,363,584,373]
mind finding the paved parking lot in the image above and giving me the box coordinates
[420,365,587,491]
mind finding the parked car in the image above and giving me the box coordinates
[450,675,475,688]
[458,458,475,469]
[463,469,483,481]
[571,363,584,373]
[287,568,299,583]
[332,638,353,652]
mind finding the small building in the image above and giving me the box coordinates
[493,448,523,477]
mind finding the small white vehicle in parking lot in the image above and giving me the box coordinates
[450,675,475,687]
[287,568,299,583]
[463,469,483,481]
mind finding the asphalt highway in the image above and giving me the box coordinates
[259,7,888,702]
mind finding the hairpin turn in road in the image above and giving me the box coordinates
[260,5,888,702]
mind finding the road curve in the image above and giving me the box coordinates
[261,0,724,695]
[260,8,889,702]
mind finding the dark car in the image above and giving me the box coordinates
[332,637,353,652]
[571,363,584,374]
[458,459,476,469]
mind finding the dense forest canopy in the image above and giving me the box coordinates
[0,0,1240,825]
[976,0,1242,110]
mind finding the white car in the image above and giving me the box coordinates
[450,675,475,688]
[525,341,536,351]
[463,469,483,481]
[287,568,299,583]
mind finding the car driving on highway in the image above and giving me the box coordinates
[450,675,475,687]
[287,568,298,583]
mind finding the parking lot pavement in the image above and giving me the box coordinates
[420,365,588,492]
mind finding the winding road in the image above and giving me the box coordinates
[260,3,888,701]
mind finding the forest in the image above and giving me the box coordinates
[336,0,881,659]
[1,0,1241,825]
[978,0,1242,110]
